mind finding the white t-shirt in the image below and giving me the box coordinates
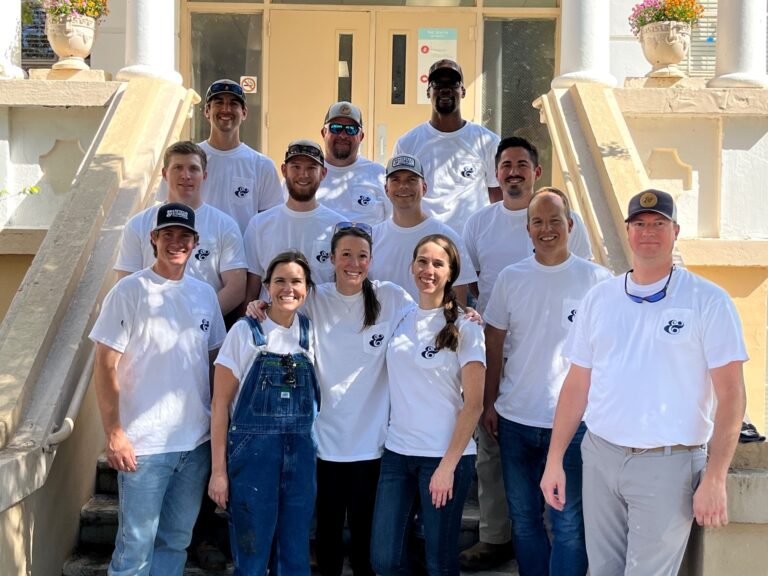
[462,202,593,313]
[385,308,486,457]
[370,217,478,301]
[305,281,414,461]
[89,268,226,456]
[214,314,314,413]
[282,158,390,227]
[566,267,748,448]
[243,203,344,289]
[484,255,612,428]
[393,121,500,235]
[114,203,247,293]
[157,142,283,234]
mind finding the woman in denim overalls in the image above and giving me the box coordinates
[209,250,319,576]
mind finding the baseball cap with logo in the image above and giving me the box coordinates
[386,154,424,179]
[153,202,197,233]
[285,139,324,166]
[625,189,677,222]
[428,59,464,83]
[324,101,363,127]
[205,79,246,106]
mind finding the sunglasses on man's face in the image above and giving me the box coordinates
[327,123,361,136]
[208,82,245,98]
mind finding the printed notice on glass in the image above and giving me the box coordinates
[417,28,458,105]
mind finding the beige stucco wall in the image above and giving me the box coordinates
[0,385,103,576]
[0,255,32,323]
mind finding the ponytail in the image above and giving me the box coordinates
[361,277,381,328]
[435,282,460,351]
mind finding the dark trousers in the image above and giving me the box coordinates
[316,458,381,576]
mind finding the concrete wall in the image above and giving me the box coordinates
[0,255,33,323]
[0,387,103,576]
[609,0,649,86]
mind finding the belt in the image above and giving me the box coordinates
[624,444,706,455]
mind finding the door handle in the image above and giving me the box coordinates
[377,123,387,164]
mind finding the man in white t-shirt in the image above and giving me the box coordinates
[369,154,476,306]
[158,79,283,234]
[244,140,344,302]
[90,203,227,575]
[542,189,748,575]
[460,136,593,570]
[392,59,501,235]
[313,101,389,226]
[483,188,611,576]
[116,141,247,316]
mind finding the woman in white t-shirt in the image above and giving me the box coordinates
[371,234,486,576]
[248,223,414,576]
[209,251,319,576]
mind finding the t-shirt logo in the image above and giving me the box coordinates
[567,309,577,323]
[195,248,211,261]
[663,319,685,335]
[460,165,476,178]
[234,185,250,198]
[316,250,330,263]
[421,345,439,359]
[357,195,371,206]
[369,334,384,347]
[200,319,210,332]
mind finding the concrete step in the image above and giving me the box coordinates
[79,495,118,548]
[95,455,117,496]
[62,552,234,576]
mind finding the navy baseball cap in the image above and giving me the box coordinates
[153,202,197,233]
[428,59,463,83]
[625,189,677,222]
[205,79,246,106]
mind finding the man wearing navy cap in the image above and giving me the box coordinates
[90,203,226,575]
[201,79,282,233]
[541,189,747,575]
[392,59,501,236]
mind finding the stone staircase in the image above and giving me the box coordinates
[62,456,519,575]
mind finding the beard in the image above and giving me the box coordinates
[434,96,457,115]
[286,180,319,203]
[331,141,353,161]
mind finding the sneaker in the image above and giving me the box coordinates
[459,541,513,571]
[740,422,766,443]
[194,540,227,571]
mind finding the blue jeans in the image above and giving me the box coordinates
[227,315,318,576]
[497,418,587,576]
[109,441,210,576]
[371,449,475,576]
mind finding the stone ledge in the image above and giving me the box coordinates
[677,239,768,268]
[731,441,768,469]
[28,69,111,82]
[0,228,47,255]
[727,468,768,523]
[616,82,768,116]
[0,79,120,108]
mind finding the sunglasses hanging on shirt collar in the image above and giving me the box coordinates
[624,265,675,304]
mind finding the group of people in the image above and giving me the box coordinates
[89,58,748,576]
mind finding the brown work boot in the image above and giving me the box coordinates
[459,541,513,571]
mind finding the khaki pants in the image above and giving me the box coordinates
[476,425,512,544]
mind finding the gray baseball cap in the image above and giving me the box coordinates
[324,101,363,127]
[386,154,424,179]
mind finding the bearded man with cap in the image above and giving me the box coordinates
[90,203,226,575]
[312,101,389,226]
[541,189,748,576]
[392,59,501,236]
[183,79,284,234]
[244,139,344,302]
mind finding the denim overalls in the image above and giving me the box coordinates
[227,315,319,576]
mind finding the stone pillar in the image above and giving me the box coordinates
[0,1,24,79]
[708,0,768,88]
[552,0,616,88]
[116,0,181,83]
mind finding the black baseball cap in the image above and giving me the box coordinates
[153,203,197,233]
[428,59,463,83]
[285,139,324,166]
[205,79,246,105]
[625,189,677,222]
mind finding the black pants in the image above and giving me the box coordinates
[316,458,381,576]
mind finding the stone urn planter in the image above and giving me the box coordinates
[45,14,96,70]
[639,21,691,77]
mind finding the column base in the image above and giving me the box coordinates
[116,64,182,84]
[708,72,768,89]
[551,70,617,89]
